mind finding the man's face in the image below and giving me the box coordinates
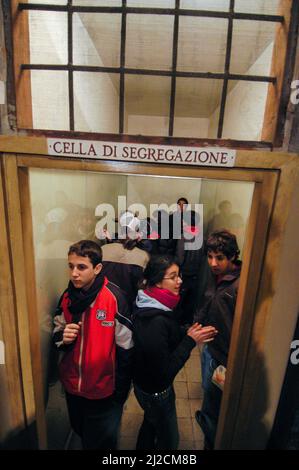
[68,253,102,291]
[177,200,188,212]
[207,250,234,275]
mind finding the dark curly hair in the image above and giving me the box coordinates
[205,230,240,261]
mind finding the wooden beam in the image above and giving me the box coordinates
[0,160,26,435]
[18,167,47,449]
[216,171,279,449]
[11,0,33,129]
[233,162,299,449]
[262,0,293,142]
[2,154,36,433]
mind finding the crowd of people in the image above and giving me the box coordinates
[53,197,242,450]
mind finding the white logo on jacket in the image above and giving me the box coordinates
[96,309,106,320]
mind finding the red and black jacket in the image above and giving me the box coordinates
[53,278,133,402]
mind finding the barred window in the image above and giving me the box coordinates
[13,0,294,146]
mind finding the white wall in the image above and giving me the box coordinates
[127,115,169,137]
[127,175,202,214]
[208,42,273,140]
[29,11,69,130]
[72,14,119,133]
[29,12,119,132]
[173,117,209,138]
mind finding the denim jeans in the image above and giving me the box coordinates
[65,392,123,450]
[134,384,179,450]
[200,345,223,448]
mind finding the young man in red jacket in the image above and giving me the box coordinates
[53,240,133,450]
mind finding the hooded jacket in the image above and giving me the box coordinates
[132,290,196,393]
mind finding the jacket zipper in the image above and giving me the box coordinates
[78,314,85,392]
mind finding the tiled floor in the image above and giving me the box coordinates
[119,346,205,450]
[51,346,204,450]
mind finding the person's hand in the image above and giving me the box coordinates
[103,228,112,241]
[187,322,218,344]
[63,322,82,345]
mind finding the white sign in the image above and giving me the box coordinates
[47,138,236,167]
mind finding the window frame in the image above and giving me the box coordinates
[11,0,296,147]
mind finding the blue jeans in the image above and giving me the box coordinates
[200,345,223,448]
[134,384,179,450]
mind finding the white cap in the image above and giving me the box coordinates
[119,211,140,232]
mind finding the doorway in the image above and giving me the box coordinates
[4,144,296,450]
[28,168,254,449]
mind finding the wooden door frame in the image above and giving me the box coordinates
[0,135,299,450]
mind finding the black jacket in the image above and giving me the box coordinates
[132,290,196,393]
[194,261,241,366]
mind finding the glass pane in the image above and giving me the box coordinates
[29,168,127,448]
[73,13,121,67]
[177,17,228,73]
[126,15,174,70]
[73,1,121,6]
[180,0,230,11]
[29,12,67,64]
[230,20,276,75]
[222,80,269,140]
[74,72,119,133]
[234,0,280,14]
[125,75,171,136]
[174,78,223,138]
[31,71,69,130]
[128,0,175,6]
[200,179,254,255]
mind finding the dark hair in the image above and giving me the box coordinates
[205,230,240,260]
[142,254,177,287]
[119,236,139,250]
[68,240,102,267]
[177,197,188,205]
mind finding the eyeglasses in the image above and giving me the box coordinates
[163,273,182,281]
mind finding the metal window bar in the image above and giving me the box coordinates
[21,64,276,83]
[218,0,234,139]
[17,1,283,140]
[119,0,127,134]
[67,0,74,131]
[18,3,284,23]
[169,0,180,137]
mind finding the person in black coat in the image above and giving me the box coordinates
[132,254,217,450]
[194,230,242,449]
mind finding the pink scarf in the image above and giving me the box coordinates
[145,286,180,310]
